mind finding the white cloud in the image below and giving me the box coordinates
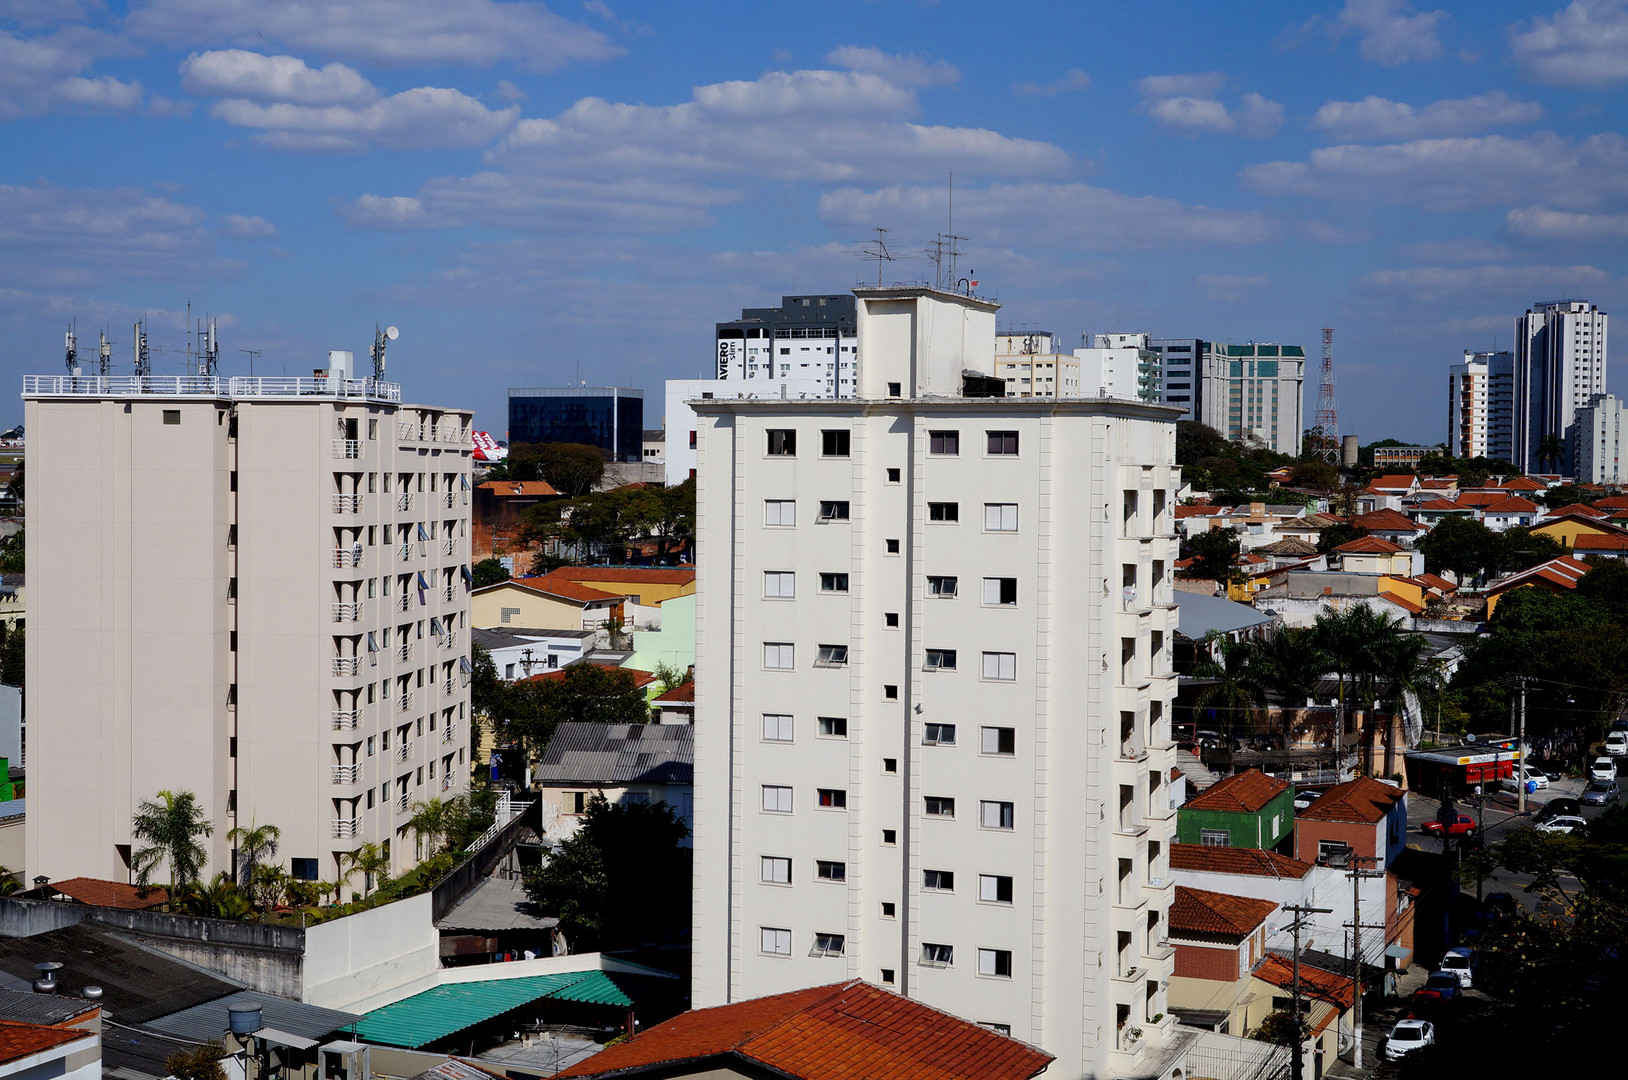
[181,50,378,107]
[0,182,222,288]
[1506,204,1628,239]
[1196,273,1270,301]
[1357,262,1611,301]
[221,213,277,238]
[1014,69,1091,97]
[1311,91,1542,141]
[0,0,104,28]
[825,45,960,88]
[54,74,143,109]
[1137,72,1227,98]
[1509,0,1628,87]
[1242,132,1628,211]
[1322,0,1449,65]
[1145,90,1283,138]
[1397,238,1513,263]
[125,0,620,71]
[0,27,143,119]
[209,87,520,151]
[343,173,737,232]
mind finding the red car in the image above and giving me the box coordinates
[1422,815,1477,838]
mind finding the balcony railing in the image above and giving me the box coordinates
[397,793,410,813]
[399,692,413,712]
[399,543,414,563]
[333,494,362,514]
[398,741,413,762]
[442,723,456,743]
[398,592,412,612]
[398,643,413,663]
[442,678,454,696]
[332,818,359,838]
[442,584,455,602]
[332,602,361,622]
[333,547,361,568]
[443,492,456,509]
[332,710,360,730]
[397,493,414,512]
[442,538,455,556]
[333,439,361,459]
[442,775,456,791]
[332,657,361,676]
[331,764,359,784]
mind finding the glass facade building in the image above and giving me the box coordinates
[507,386,644,462]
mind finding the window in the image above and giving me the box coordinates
[162,409,181,425]
[764,643,794,670]
[925,796,955,818]
[500,606,521,624]
[980,1023,1012,1036]
[929,430,960,455]
[883,757,897,773]
[812,933,845,957]
[818,788,847,808]
[760,856,791,884]
[761,927,792,954]
[765,500,796,526]
[762,714,794,742]
[987,430,1019,455]
[924,723,956,746]
[291,858,319,881]
[928,501,959,522]
[886,538,900,553]
[984,503,1019,532]
[763,571,795,598]
[887,468,901,483]
[887,382,901,396]
[762,785,793,813]
[982,652,1017,681]
[921,943,954,967]
[881,968,896,984]
[979,874,1014,903]
[818,716,848,737]
[927,575,958,598]
[818,500,850,521]
[767,429,796,456]
[815,644,849,667]
[884,612,899,627]
[981,726,1016,755]
[882,829,897,845]
[882,902,896,918]
[816,860,847,882]
[983,578,1018,605]
[924,869,955,891]
[883,684,898,700]
[924,649,957,671]
[981,800,1015,829]
[821,430,850,457]
[819,572,849,593]
[1201,829,1230,847]
[978,949,1013,978]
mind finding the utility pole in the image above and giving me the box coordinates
[1336,853,1385,1069]
[1516,676,1529,814]
[1283,903,1333,1080]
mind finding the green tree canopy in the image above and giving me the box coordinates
[538,443,607,497]
[131,789,214,888]
[501,663,651,760]
[1315,521,1369,556]
[1417,514,1498,582]
[1182,526,1242,584]
[471,558,510,589]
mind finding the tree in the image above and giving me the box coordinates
[1536,433,1565,473]
[1312,603,1400,772]
[538,443,606,497]
[503,663,651,760]
[0,625,21,687]
[471,558,510,589]
[1492,527,1564,575]
[521,794,690,950]
[408,797,449,859]
[1370,631,1440,775]
[130,789,213,889]
[1417,515,1497,583]
[652,660,692,697]
[1253,627,1329,744]
[166,1041,227,1080]
[469,642,504,721]
[339,842,391,898]
[1183,526,1242,584]
[441,788,498,852]
[225,820,281,892]
[1250,1008,1310,1047]
[1289,460,1338,491]
[1190,635,1265,742]
[1315,521,1368,556]
[648,477,696,560]
[0,529,21,574]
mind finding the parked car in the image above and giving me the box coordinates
[1591,758,1618,782]
[1536,815,1588,835]
[1536,797,1583,822]
[1412,970,1463,1006]
[1607,731,1628,757]
[1439,946,1477,989]
[1499,771,1549,793]
[1384,1018,1436,1061]
[1582,780,1620,806]
[1422,814,1477,838]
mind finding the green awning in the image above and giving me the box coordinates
[348,970,632,1048]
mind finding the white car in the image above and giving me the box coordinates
[1591,757,1618,782]
[1500,771,1550,792]
[1385,1018,1435,1061]
[1607,731,1628,757]
[1536,815,1588,835]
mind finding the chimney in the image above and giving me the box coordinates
[32,962,61,994]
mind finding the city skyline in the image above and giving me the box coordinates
[2,1,1626,444]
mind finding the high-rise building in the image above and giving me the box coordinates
[507,386,644,462]
[691,285,1183,1079]
[1514,300,1608,474]
[715,295,859,398]
[1574,394,1628,485]
[23,353,474,885]
[1149,339,1304,456]
[993,331,1160,402]
[1447,351,1514,461]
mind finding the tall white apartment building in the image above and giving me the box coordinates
[1148,339,1304,456]
[663,377,825,486]
[715,295,859,398]
[1514,300,1608,474]
[692,286,1185,1080]
[23,352,474,886]
[995,330,1079,397]
[1447,350,1514,461]
[1574,394,1628,484]
[1075,334,1161,403]
[995,331,1160,402]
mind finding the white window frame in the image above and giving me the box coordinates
[984,503,1019,532]
[920,942,954,967]
[928,501,959,523]
[817,788,847,809]
[927,575,959,598]
[818,500,850,521]
[981,726,1015,755]
[1202,829,1231,847]
[980,800,1015,830]
[979,874,1014,904]
[764,499,796,527]
[817,716,848,738]
[760,856,791,884]
[978,948,1013,978]
[812,932,845,957]
[983,577,1017,606]
[924,795,955,818]
[764,642,794,670]
[763,571,795,599]
[762,714,794,742]
[815,860,847,883]
[982,651,1017,681]
[761,927,791,955]
[761,785,793,813]
[819,572,849,593]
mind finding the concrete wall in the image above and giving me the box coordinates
[303,891,439,1011]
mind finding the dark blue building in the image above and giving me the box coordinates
[507,386,644,462]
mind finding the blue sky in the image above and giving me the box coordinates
[3,0,1626,445]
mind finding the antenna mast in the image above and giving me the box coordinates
[64,323,78,375]
[198,316,220,376]
[843,227,896,287]
[1313,327,1339,463]
[370,324,399,378]
[133,319,150,377]
[97,330,112,377]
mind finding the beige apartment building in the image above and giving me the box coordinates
[692,286,1186,1079]
[23,355,474,886]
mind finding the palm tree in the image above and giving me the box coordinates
[1312,604,1402,778]
[1536,433,1565,473]
[0,866,20,895]
[339,842,391,898]
[408,798,450,860]
[130,790,213,889]
[1371,633,1441,777]
[1190,634,1266,745]
[1253,627,1330,750]
[225,821,281,892]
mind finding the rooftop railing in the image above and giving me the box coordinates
[24,374,401,401]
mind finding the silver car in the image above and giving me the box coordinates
[1582,780,1620,806]
[1385,1018,1435,1061]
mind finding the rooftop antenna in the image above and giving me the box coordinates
[1313,327,1339,463]
[133,319,150,377]
[239,348,260,376]
[64,323,78,376]
[196,314,220,376]
[370,324,398,378]
[97,329,112,377]
[844,227,896,287]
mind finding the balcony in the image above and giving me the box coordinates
[396,793,410,813]
[442,678,454,696]
[399,692,413,712]
[333,439,361,460]
[332,657,361,676]
[331,764,359,785]
[332,710,360,730]
[333,494,362,514]
[332,547,361,569]
[399,543,414,563]
[443,492,456,509]
[442,584,455,602]
[397,643,413,664]
[442,538,455,556]
[442,723,456,743]
[397,493,414,512]
[398,592,412,612]
[331,818,359,838]
[332,602,361,622]
[398,741,413,762]
[441,775,456,791]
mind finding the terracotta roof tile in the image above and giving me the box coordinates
[0,1022,91,1065]
[1542,503,1607,519]
[1350,508,1425,532]
[1414,498,1464,511]
[1414,573,1457,592]
[1455,491,1507,507]
[1170,886,1278,938]
[486,574,625,604]
[1377,590,1425,615]
[1175,505,1217,519]
[1369,475,1418,491]
[554,981,1053,1080]
[1494,476,1546,492]
[1479,496,1539,514]
[553,566,696,586]
[1256,538,1319,556]
[1170,843,1313,879]
[1486,555,1592,595]
[1573,533,1628,551]
[1184,769,1290,814]
[1298,776,1404,824]
[477,480,562,497]
[653,682,694,703]
[1593,495,1628,510]
[1253,956,1356,1010]
[49,877,168,910]
[1335,536,1403,554]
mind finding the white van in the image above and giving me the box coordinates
[1439,946,1476,989]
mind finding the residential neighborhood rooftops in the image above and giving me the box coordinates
[1170,844,1314,879]
[1485,555,1592,596]
[478,480,562,497]
[1255,537,1319,556]
[1479,495,1540,514]
[146,991,359,1045]
[1541,503,1607,519]
[1172,591,1273,640]
[550,566,696,586]
[1350,508,1426,533]
[1253,955,1356,1010]
[1378,590,1425,614]
[513,573,628,604]
[1368,475,1418,492]
[553,980,1055,1080]
[653,681,694,703]
[1183,769,1289,814]
[0,1022,92,1065]
[46,877,168,910]
[1334,536,1403,555]
[1169,886,1278,938]
[1298,776,1404,824]
[534,722,693,786]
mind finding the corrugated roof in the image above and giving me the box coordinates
[349,971,632,1049]
[535,723,693,786]
[1184,769,1290,814]
[0,989,98,1027]
[146,991,359,1044]
[1170,844,1313,879]
[0,923,239,1025]
[1172,591,1273,640]
[435,875,559,933]
[1170,886,1278,938]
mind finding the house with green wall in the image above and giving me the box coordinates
[1176,768,1295,852]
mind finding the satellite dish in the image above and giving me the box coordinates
[385,326,399,341]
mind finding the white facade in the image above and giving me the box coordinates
[995,330,1079,398]
[715,294,859,398]
[693,285,1185,1079]
[1075,333,1160,403]
[1574,393,1628,485]
[1149,339,1304,456]
[1448,350,1514,461]
[664,378,825,486]
[23,366,473,884]
[994,331,1156,402]
[1514,300,1608,474]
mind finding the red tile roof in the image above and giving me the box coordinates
[478,480,562,497]
[554,981,1054,1080]
[1175,505,1217,519]
[488,574,625,604]
[1455,491,1509,507]
[1542,503,1607,519]
[553,566,697,586]
[1486,554,1593,595]
[1350,508,1425,533]
[1419,479,1457,490]
[523,667,658,689]
[1184,769,1290,814]
[1335,536,1403,555]
[1369,475,1418,492]
[653,682,695,703]
[1253,956,1357,1010]
[1170,843,1314,879]
[1480,495,1539,514]
[49,877,168,910]
[0,1023,91,1065]
[1593,495,1628,510]
[1494,476,1546,492]
[1413,498,1465,512]
[1378,590,1425,615]
[1414,573,1457,592]
[1298,776,1405,824]
[1573,533,1628,552]
[1170,886,1278,938]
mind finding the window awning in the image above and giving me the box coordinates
[1384,943,1412,959]
[460,565,473,584]
[430,617,443,636]
[367,632,378,652]
[459,656,473,674]
[346,970,632,1049]
[417,571,430,591]
[417,523,430,541]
